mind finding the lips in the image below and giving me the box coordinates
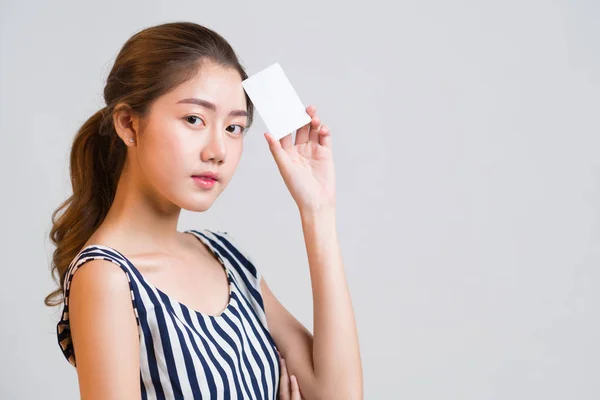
[192,175,218,189]
[192,172,219,181]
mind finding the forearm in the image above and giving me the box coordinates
[300,207,363,399]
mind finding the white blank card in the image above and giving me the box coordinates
[242,63,311,140]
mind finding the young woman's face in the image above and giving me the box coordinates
[134,61,248,212]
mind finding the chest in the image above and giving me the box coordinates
[130,251,231,317]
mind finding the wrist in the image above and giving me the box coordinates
[299,205,337,224]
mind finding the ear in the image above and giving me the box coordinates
[112,103,141,147]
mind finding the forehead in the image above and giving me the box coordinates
[162,62,246,109]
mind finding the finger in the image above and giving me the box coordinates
[280,132,294,150]
[318,124,332,148]
[294,123,310,146]
[308,116,322,143]
[295,105,317,145]
[278,357,290,400]
[290,375,302,400]
[265,132,288,167]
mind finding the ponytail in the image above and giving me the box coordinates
[44,107,126,306]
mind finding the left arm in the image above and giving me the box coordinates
[261,208,362,400]
[262,105,363,399]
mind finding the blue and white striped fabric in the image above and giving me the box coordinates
[56,229,280,399]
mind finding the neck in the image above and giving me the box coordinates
[100,164,184,252]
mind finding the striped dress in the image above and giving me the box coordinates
[56,229,281,399]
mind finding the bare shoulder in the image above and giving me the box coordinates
[70,258,130,291]
[69,258,141,398]
[69,258,136,338]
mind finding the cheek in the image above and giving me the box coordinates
[218,142,242,179]
[140,123,189,185]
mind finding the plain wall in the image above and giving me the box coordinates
[0,0,598,398]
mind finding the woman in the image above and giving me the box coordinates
[46,21,362,399]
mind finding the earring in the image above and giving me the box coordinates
[128,138,135,143]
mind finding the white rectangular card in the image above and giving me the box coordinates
[242,63,311,140]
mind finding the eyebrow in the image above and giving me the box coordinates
[177,98,248,117]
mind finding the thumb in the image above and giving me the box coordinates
[264,132,287,167]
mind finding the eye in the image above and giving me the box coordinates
[226,124,246,135]
[184,115,205,126]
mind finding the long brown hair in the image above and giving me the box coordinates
[45,21,254,307]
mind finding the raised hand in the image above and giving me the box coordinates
[265,105,336,213]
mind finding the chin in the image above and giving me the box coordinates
[179,199,215,213]
[176,191,222,212]
[172,180,227,212]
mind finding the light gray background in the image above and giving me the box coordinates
[1,0,598,398]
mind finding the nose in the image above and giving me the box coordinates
[200,126,226,163]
